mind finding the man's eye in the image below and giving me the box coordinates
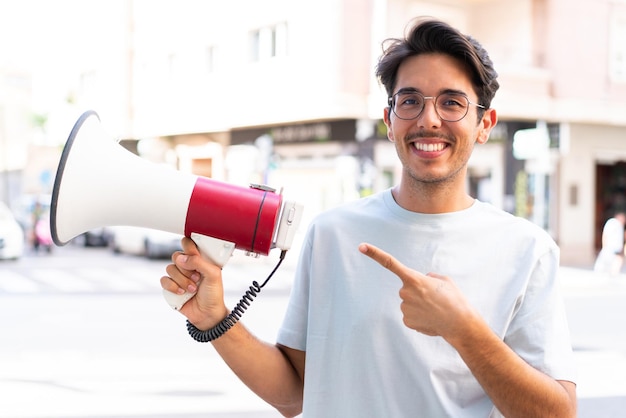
[440,95,467,108]
[400,95,421,106]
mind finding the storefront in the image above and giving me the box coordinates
[228,119,380,228]
[224,118,577,260]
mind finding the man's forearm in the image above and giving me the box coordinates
[447,317,576,418]
[210,321,304,417]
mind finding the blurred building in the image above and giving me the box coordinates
[6,0,626,265]
[0,68,33,205]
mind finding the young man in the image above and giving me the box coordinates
[162,18,577,417]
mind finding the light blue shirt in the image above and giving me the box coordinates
[278,189,576,417]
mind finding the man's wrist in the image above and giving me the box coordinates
[186,310,236,343]
[189,307,230,331]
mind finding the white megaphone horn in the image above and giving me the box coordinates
[51,111,303,310]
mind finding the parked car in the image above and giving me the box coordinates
[71,227,109,247]
[107,226,182,259]
[0,202,25,260]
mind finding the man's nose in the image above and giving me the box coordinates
[416,97,441,128]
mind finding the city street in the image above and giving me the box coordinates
[0,245,290,418]
[1,244,626,417]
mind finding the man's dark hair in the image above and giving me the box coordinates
[375,18,500,117]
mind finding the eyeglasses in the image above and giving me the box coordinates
[388,90,485,122]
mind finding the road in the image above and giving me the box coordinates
[0,245,290,418]
[1,245,626,417]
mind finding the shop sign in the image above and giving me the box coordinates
[271,123,331,143]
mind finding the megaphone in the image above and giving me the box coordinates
[51,111,303,310]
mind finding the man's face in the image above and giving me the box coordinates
[383,53,496,187]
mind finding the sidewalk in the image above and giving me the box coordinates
[559,264,626,297]
[558,264,626,417]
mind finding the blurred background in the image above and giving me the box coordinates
[0,0,625,264]
[1,0,626,417]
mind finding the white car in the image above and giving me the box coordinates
[107,226,182,259]
[0,202,25,260]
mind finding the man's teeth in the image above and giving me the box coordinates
[413,142,445,152]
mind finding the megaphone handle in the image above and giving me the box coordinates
[162,233,236,310]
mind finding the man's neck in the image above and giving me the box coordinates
[391,181,475,214]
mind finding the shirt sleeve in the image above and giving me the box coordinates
[276,231,313,351]
[504,248,577,382]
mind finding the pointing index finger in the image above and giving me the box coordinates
[358,242,408,279]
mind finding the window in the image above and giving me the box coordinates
[250,30,261,62]
[249,22,288,62]
[205,45,218,73]
[79,70,98,100]
[168,52,181,80]
[609,14,626,82]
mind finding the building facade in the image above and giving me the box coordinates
[12,0,626,265]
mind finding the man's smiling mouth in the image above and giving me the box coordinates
[413,142,446,152]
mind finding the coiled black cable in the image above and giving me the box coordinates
[186,250,287,343]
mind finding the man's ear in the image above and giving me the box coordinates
[477,108,497,144]
[383,107,394,142]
